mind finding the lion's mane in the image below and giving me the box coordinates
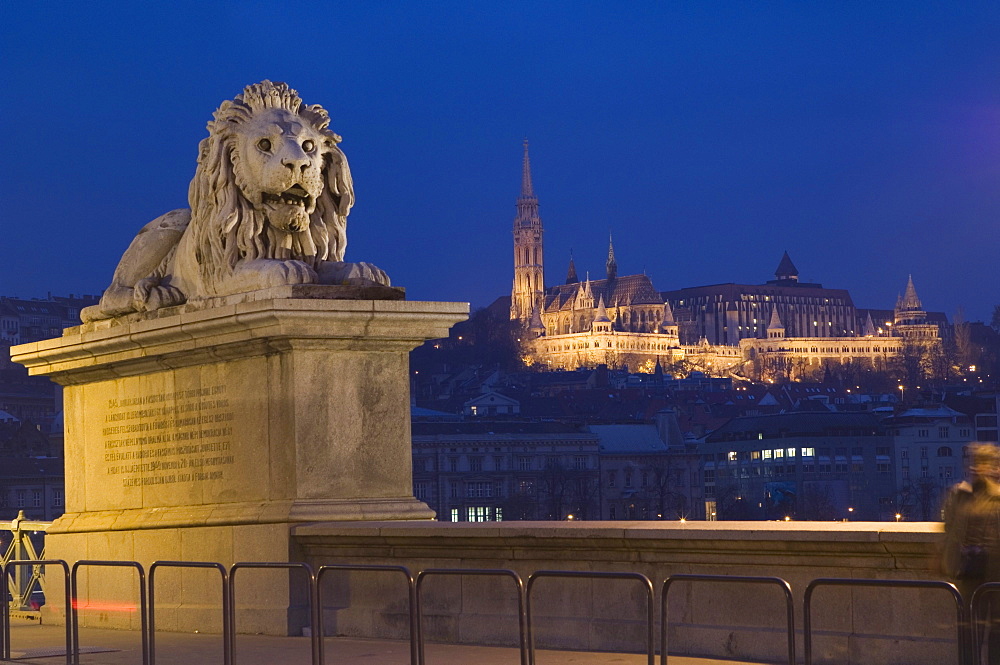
[185,81,354,294]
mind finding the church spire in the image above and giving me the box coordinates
[565,250,578,284]
[606,233,618,281]
[521,138,534,198]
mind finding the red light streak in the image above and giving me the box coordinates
[71,600,138,613]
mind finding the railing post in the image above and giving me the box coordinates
[1,560,7,661]
[12,511,23,610]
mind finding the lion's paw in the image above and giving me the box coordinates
[233,259,319,290]
[134,278,186,312]
[316,261,391,287]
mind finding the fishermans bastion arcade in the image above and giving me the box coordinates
[10,81,468,632]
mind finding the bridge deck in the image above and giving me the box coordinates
[4,618,764,665]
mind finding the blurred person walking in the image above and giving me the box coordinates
[943,443,1000,664]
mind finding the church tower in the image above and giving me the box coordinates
[511,140,545,321]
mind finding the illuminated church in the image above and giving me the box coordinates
[510,142,685,371]
[509,143,943,377]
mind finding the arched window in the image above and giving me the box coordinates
[937,446,953,457]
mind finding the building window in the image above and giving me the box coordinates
[574,456,586,470]
[450,508,459,522]
[938,427,950,438]
[518,457,532,471]
[518,480,534,495]
[493,481,504,498]
[609,505,616,520]
[641,472,649,487]
[469,457,483,472]
[608,472,617,488]
[16,491,25,508]
[467,506,490,522]
[937,446,953,457]
[466,481,493,498]
[494,456,504,471]
[918,430,929,438]
[960,429,971,438]
[32,491,41,508]
[449,457,458,472]
[625,472,633,488]
[449,483,458,498]
[414,482,428,500]
[921,447,928,458]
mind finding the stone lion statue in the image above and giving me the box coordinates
[83,80,390,322]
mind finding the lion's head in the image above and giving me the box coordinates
[187,80,354,291]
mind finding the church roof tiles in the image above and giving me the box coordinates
[543,274,663,312]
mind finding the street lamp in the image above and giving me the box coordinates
[898,385,904,404]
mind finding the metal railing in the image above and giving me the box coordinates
[149,561,230,665]
[70,560,149,665]
[803,578,966,665]
[317,564,418,665]
[2,559,71,664]
[660,574,795,665]
[967,582,1000,665]
[526,570,655,665]
[0,557,989,665]
[1,511,50,612]
[229,561,318,665]
[415,568,528,665]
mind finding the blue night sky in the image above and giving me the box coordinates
[3,2,999,321]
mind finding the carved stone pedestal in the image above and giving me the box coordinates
[11,288,468,633]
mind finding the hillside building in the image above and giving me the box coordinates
[508,146,945,378]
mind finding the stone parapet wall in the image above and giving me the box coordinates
[294,521,950,665]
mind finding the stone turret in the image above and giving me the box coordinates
[767,307,785,339]
[592,295,612,333]
[660,301,679,337]
[863,312,877,337]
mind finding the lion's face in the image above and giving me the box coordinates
[230,107,334,234]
